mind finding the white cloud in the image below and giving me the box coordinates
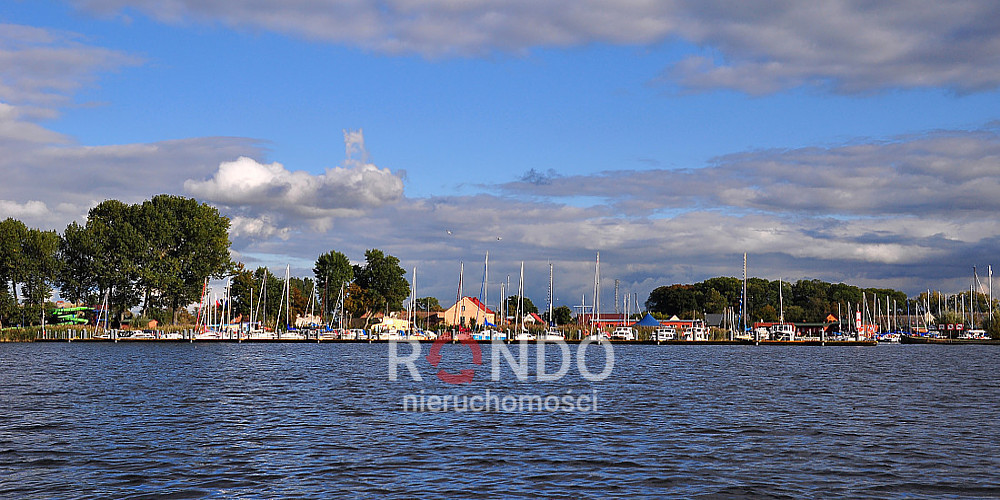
[0,23,141,107]
[184,131,405,235]
[502,128,1000,218]
[0,199,50,219]
[71,1,1000,93]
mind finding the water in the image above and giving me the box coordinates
[1,343,999,498]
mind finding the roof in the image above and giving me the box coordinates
[705,313,725,327]
[633,313,660,327]
[466,296,495,315]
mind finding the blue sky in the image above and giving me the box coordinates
[4,1,1000,309]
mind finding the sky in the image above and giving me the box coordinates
[3,1,1000,311]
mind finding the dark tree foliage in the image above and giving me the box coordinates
[353,249,410,315]
[646,276,913,323]
[547,305,573,325]
[505,295,539,316]
[414,297,443,311]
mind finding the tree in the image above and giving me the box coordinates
[414,297,442,311]
[505,295,539,316]
[85,199,146,326]
[0,218,28,320]
[759,304,779,322]
[57,222,101,305]
[228,264,256,321]
[136,195,232,324]
[314,250,354,316]
[646,284,699,317]
[354,249,410,314]
[19,228,60,309]
[552,305,573,325]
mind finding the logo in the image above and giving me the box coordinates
[389,338,614,384]
[426,335,482,384]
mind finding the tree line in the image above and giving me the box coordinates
[1,195,231,328]
[645,276,997,330]
[646,277,910,323]
[0,195,414,330]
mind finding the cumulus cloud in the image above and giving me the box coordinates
[184,130,405,235]
[71,1,1000,93]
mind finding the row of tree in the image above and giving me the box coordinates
[645,276,996,327]
[1,196,417,330]
[1,195,232,328]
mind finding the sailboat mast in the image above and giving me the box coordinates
[592,251,601,333]
[484,252,489,330]
[779,277,784,324]
[742,252,748,340]
[455,261,464,328]
[411,267,416,335]
[548,262,554,327]
[517,261,525,334]
[288,265,292,331]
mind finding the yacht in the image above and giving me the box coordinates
[539,328,565,341]
[610,326,635,341]
[770,323,796,341]
[652,325,677,341]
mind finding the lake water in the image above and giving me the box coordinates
[1,342,999,498]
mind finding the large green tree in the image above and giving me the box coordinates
[0,218,28,315]
[19,228,60,309]
[136,195,232,324]
[85,199,146,325]
[353,249,409,316]
[57,221,101,304]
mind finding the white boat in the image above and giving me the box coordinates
[753,326,771,341]
[610,326,635,341]
[770,323,796,341]
[514,328,536,341]
[539,328,565,341]
[652,325,677,341]
[278,330,307,340]
[247,330,277,340]
[195,329,223,340]
[381,330,408,340]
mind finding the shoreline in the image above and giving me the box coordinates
[13,337,882,346]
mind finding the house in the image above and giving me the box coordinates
[576,313,632,328]
[523,312,545,325]
[443,296,497,327]
[371,313,411,333]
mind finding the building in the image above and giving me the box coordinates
[444,296,497,327]
[522,312,545,326]
[576,313,632,328]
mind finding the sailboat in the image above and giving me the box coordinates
[277,265,306,340]
[770,277,796,341]
[473,252,502,341]
[513,261,536,341]
[539,263,565,340]
[584,252,607,342]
